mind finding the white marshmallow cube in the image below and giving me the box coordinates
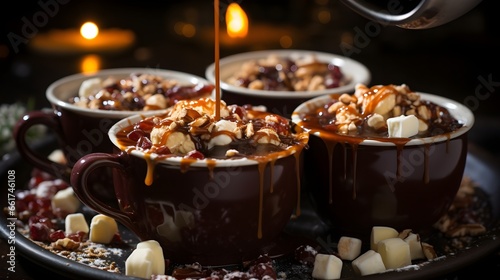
[125,240,165,279]
[48,149,67,164]
[404,232,425,260]
[352,250,386,276]
[370,226,399,251]
[377,237,412,269]
[89,214,119,244]
[337,236,362,261]
[387,115,419,138]
[65,213,89,235]
[51,187,81,214]
[312,253,343,280]
[79,77,102,98]
[126,248,156,279]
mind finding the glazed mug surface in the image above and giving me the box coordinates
[70,113,307,266]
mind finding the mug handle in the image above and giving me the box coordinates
[13,110,71,182]
[70,153,137,232]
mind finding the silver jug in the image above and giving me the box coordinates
[340,0,483,29]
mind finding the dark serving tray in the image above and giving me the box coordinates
[1,135,500,280]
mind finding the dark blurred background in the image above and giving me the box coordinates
[1,0,499,154]
[1,1,500,279]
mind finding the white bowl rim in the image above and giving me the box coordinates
[205,49,371,99]
[46,67,214,119]
[291,92,475,146]
[108,111,304,167]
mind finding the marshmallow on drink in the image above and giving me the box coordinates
[386,115,419,138]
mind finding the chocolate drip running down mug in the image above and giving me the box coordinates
[70,111,309,266]
[292,90,474,242]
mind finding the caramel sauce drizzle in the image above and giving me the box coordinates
[145,154,155,186]
[113,0,308,242]
[362,86,397,117]
[214,0,221,121]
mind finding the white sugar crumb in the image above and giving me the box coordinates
[151,275,176,280]
[33,239,121,274]
[304,245,317,253]
[107,247,125,256]
[394,264,420,272]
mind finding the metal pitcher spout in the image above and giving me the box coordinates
[340,0,483,29]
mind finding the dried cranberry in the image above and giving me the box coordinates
[154,145,171,155]
[186,150,205,160]
[67,231,87,242]
[135,119,156,133]
[49,230,66,242]
[248,262,276,279]
[36,208,55,220]
[29,215,54,229]
[138,136,152,149]
[35,181,59,199]
[109,233,123,244]
[52,207,70,219]
[127,129,144,141]
[30,168,54,187]
[328,64,343,79]
[16,190,35,203]
[295,245,317,266]
[29,223,51,242]
[53,179,69,191]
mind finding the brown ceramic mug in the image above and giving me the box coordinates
[70,112,309,266]
[14,68,213,183]
[205,49,371,118]
[292,92,474,241]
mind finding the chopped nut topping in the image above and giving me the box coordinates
[226,53,349,91]
[72,72,214,111]
[52,238,80,250]
[422,242,437,260]
[303,83,463,137]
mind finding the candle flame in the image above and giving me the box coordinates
[80,22,99,40]
[225,3,248,38]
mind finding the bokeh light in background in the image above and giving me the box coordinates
[226,3,248,38]
[80,54,101,73]
[80,22,99,40]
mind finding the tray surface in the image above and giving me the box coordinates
[1,136,499,280]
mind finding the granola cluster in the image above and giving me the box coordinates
[434,177,487,238]
[70,72,214,111]
[120,97,308,158]
[306,83,462,137]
